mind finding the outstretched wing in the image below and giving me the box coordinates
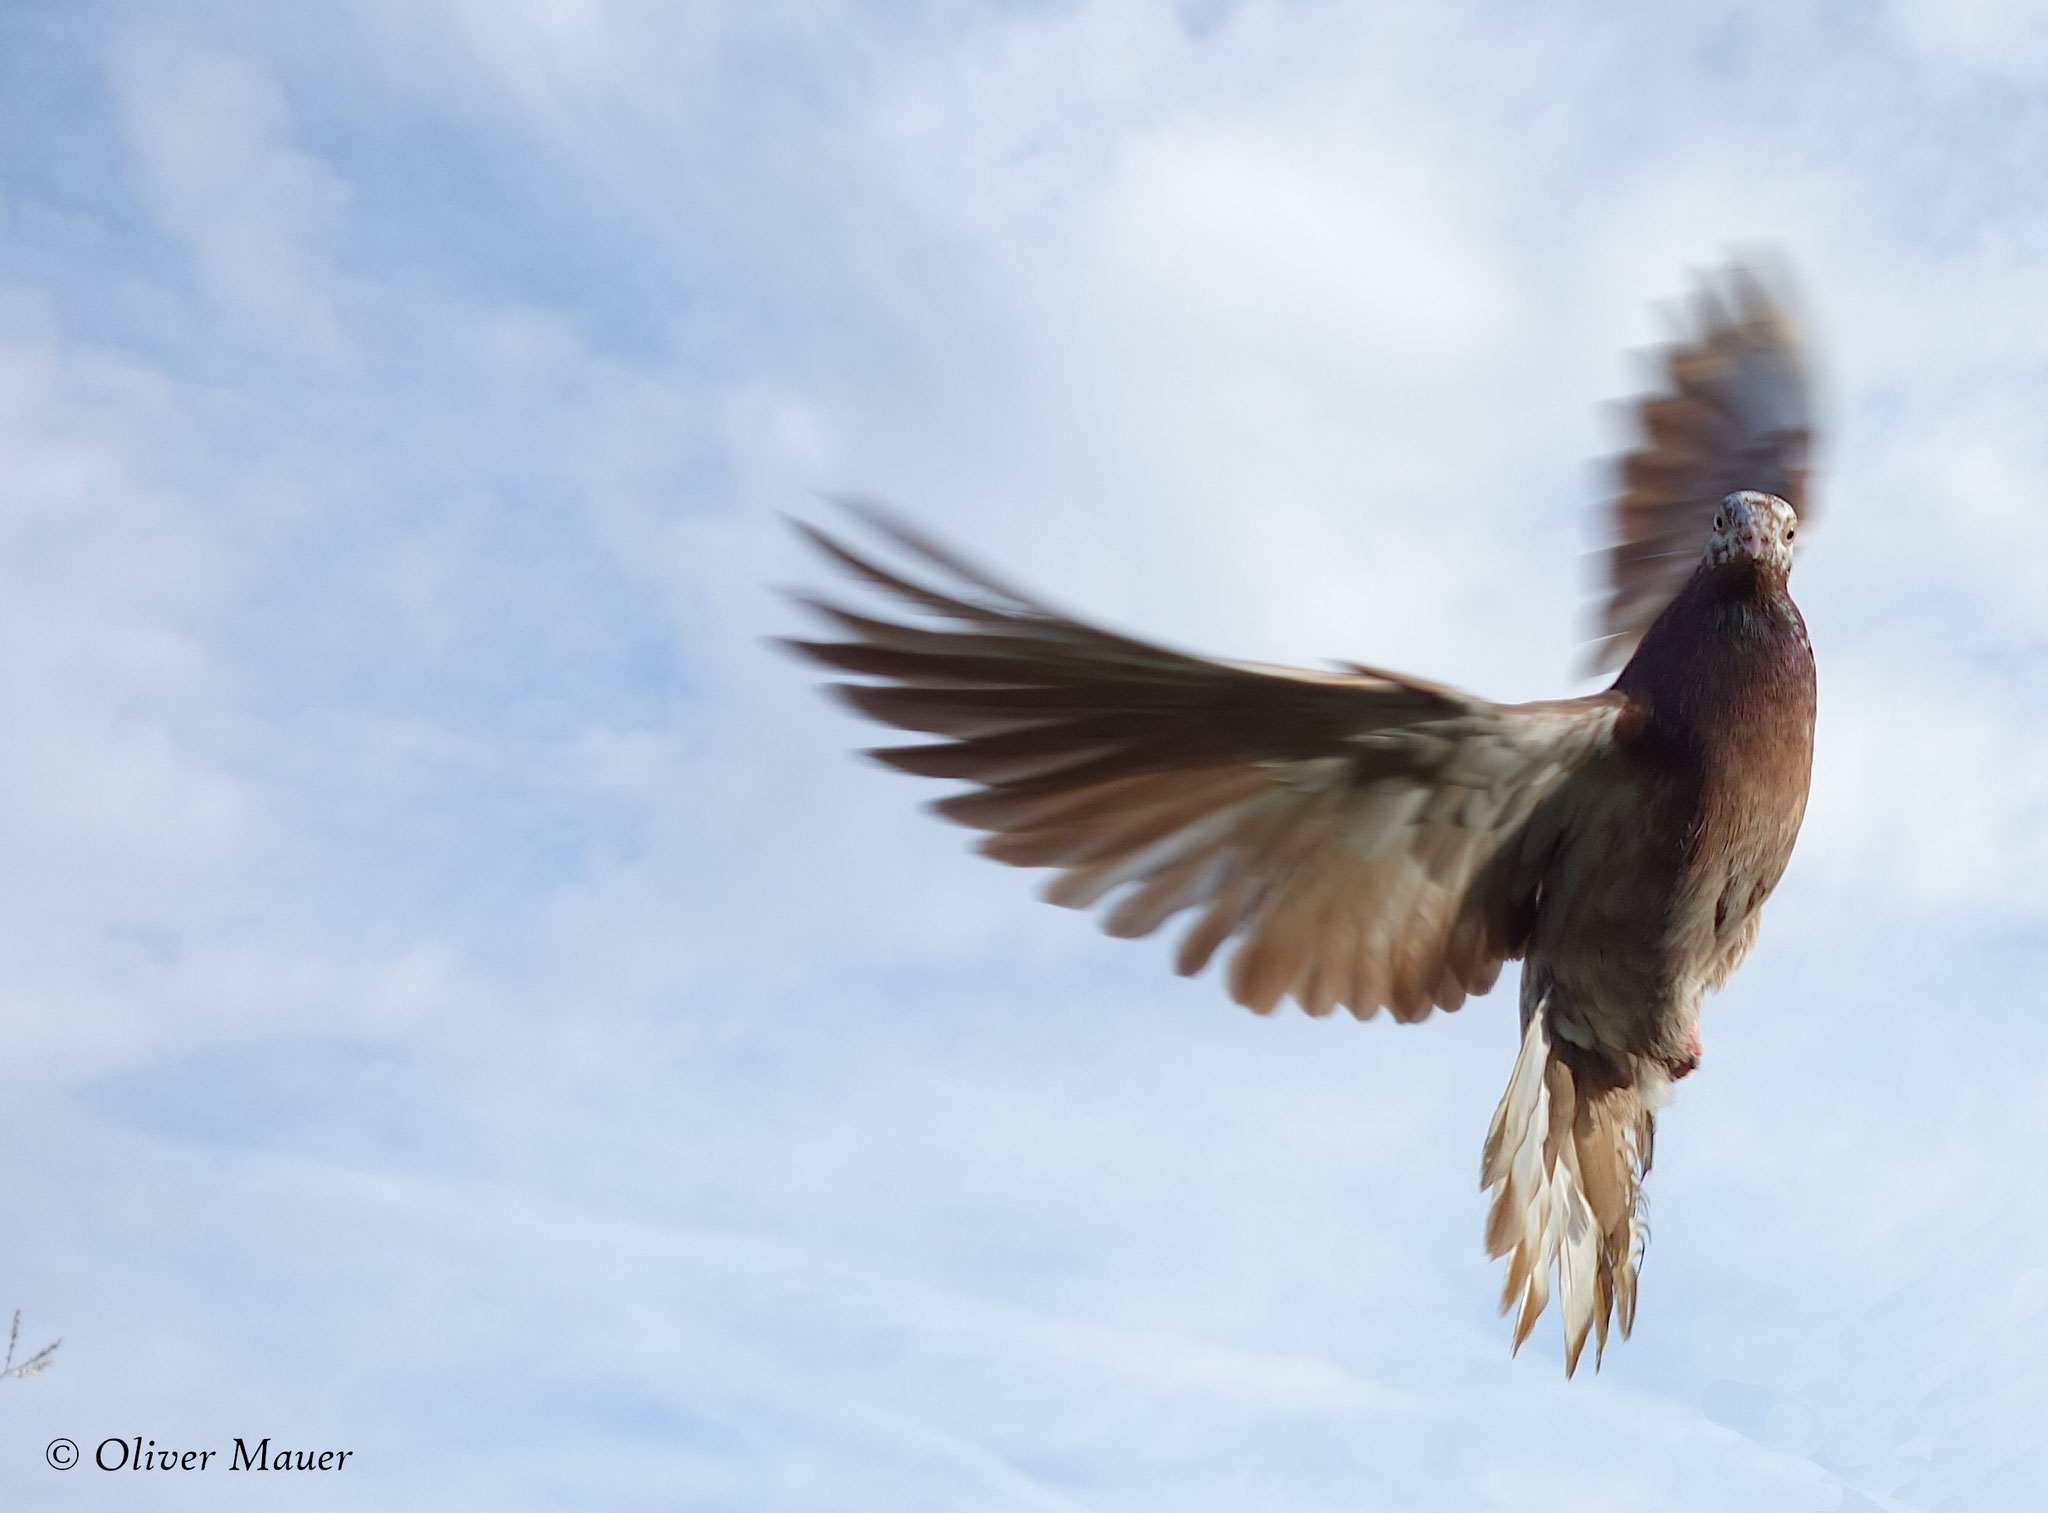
[1589,263,1814,674]
[785,507,1628,1021]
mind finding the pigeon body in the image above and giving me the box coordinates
[785,270,1817,1373]
[1536,492,1814,1084]
[1481,490,1814,1368]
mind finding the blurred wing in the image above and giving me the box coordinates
[1588,263,1815,674]
[785,507,1627,1021]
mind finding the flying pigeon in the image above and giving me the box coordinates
[783,267,1816,1375]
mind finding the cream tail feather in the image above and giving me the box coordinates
[1480,1009,1657,1375]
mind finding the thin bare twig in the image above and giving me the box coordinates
[2,1311,59,1379]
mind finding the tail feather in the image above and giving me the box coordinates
[1481,1012,1654,1375]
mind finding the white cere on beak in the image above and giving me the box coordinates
[1706,490,1798,574]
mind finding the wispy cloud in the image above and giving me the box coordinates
[0,2,2041,1508]
[110,35,353,365]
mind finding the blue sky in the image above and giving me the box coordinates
[2,2,2046,1508]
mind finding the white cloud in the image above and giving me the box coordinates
[0,1,2044,1508]
[110,36,352,364]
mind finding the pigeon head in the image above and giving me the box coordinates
[1706,490,1798,575]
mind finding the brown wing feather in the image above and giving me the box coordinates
[1587,263,1814,674]
[785,510,1629,1022]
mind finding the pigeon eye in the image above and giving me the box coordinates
[1713,512,1726,530]
[1785,526,1795,542]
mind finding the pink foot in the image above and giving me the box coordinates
[1664,1025,1703,1080]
